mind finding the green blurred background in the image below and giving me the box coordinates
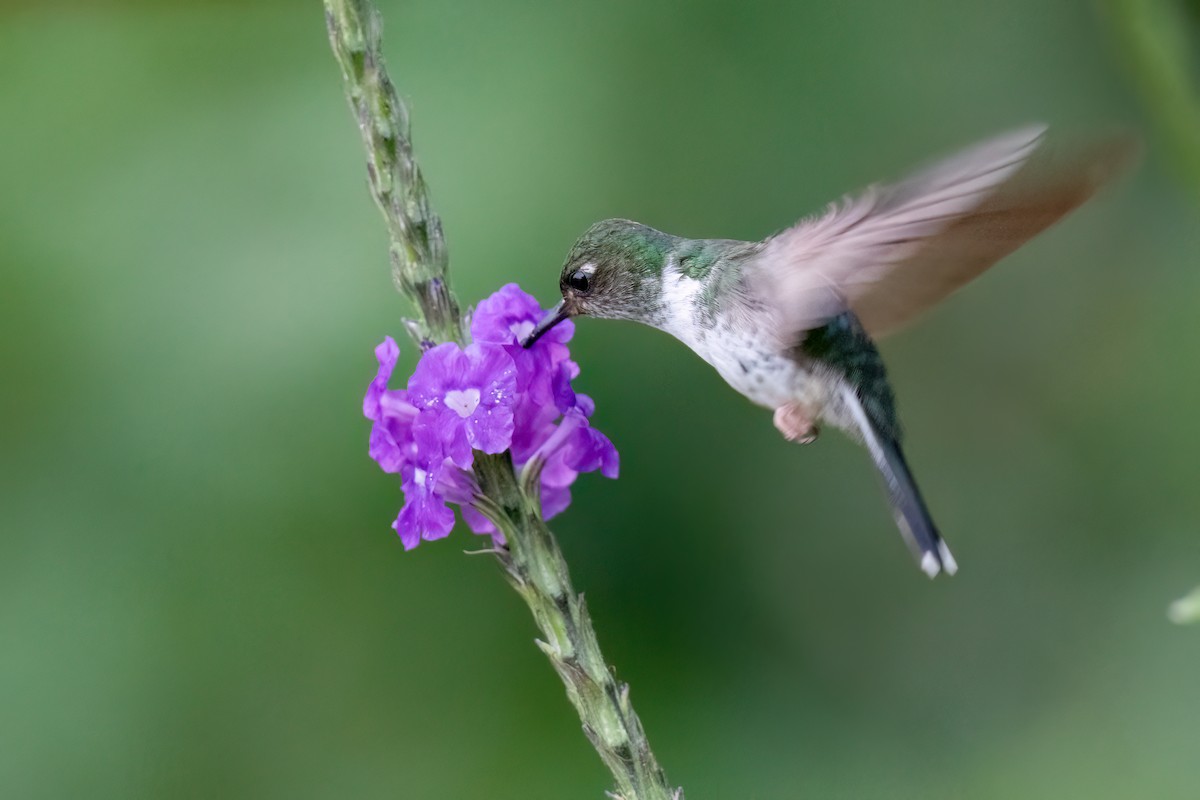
[2,1,1198,797]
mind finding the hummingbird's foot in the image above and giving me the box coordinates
[773,403,819,445]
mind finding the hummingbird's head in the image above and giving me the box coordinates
[523,218,674,347]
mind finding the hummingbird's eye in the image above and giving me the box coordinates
[566,270,591,294]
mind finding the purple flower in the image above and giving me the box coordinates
[408,342,517,469]
[362,337,488,546]
[364,284,619,549]
[394,460,454,549]
[364,338,417,474]
[533,405,620,485]
[524,406,619,523]
[472,284,580,459]
[471,282,575,351]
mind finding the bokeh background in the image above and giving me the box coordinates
[2,1,1198,797]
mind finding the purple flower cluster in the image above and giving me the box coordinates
[364,284,619,549]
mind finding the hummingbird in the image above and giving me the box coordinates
[522,125,1133,577]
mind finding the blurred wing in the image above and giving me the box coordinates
[756,125,1136,340]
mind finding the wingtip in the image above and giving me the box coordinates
[1018,124,1142,193]
[1018,121,1050,143]
[991,122,1050,155]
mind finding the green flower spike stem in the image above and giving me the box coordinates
[323,2,682,798]
[324,0,461,345]
[474,452,680,800]
[1101,0,1200,205]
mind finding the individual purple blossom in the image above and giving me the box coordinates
[407,341,517,469]
[364,337,416,474]
[366,339,458,548]
[395,460,454,548]
[471,284,576,406]
[527,403,619,521]
[471,282,575,353]
[471,284,580,460]
[364,284,619,549]
[555,403,620,479]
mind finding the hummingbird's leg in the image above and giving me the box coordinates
[773,403,819,445]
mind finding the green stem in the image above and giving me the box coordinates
[323,2,682,797]
[473,453,680,800]
[1100,0,1200,204]
[324,0,462,344]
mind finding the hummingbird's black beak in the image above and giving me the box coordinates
[522,300,570,348]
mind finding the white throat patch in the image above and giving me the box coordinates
[658,254,703,343]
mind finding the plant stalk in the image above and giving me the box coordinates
[473,453,680,800]
[323,2,682,796]
[324,0,462,344]
[1100,0,1200,205]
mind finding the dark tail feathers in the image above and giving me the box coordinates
[839,385,957,578]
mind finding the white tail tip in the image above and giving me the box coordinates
[938,541,959,576]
